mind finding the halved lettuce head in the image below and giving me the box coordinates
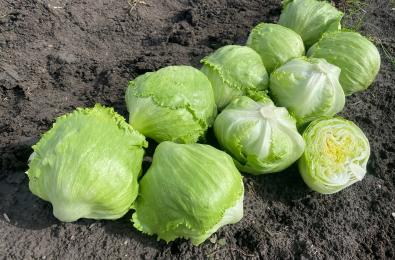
[279,0,343,47]
[307,31,381,95]
[247,23,305,73]
[214,95,305,174]
[299,117,370,194]
[27,104,148,222]
[132,141,244,245]
[200,45,269,110]
[126,66,217,144]
[270,57,345,125]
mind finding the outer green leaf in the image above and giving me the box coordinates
[200,45,269,110]
[270,57,345,125]
[126,66,217,143]
[132,141,244,245]
[214,96,305,174]
[27,104,147,222]
[246,23,305,73]
[298,117,370,194]
[307,31,381,95]
[279,0,343,47]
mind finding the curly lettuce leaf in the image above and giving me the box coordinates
[132,142,244,245]
[270,57,345,125]
[126,66,217,143]
[27,104,147,222]
[307,31,381,95]
[279,0,343,47]
[201,45,269,110]
[247,23,305,73]
[214,96,305,174]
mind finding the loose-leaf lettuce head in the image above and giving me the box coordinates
[308,31,381,95]
[270,57,345,125]
[126,66,217,143]
[279,0,343,47]
[214,96,305,174]
[247,23,305,73]
[200,45,269,110]
[132,141,244,245]
[27,104,148,222]
[298,117,370,194]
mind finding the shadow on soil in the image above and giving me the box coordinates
[0,138,58,230]
[102,211,166,251]
[250,165,312,204]
[0,172,58,230]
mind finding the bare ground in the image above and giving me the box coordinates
[0,0,394,259]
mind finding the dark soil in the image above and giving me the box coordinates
[1,0,394,259]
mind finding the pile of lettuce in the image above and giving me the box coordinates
[27,0,379,246]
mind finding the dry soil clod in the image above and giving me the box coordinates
[3,213,10,223]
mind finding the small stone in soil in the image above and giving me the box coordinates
[209,234,217,244]
[218,238,226,246]
[3,213,10,222]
